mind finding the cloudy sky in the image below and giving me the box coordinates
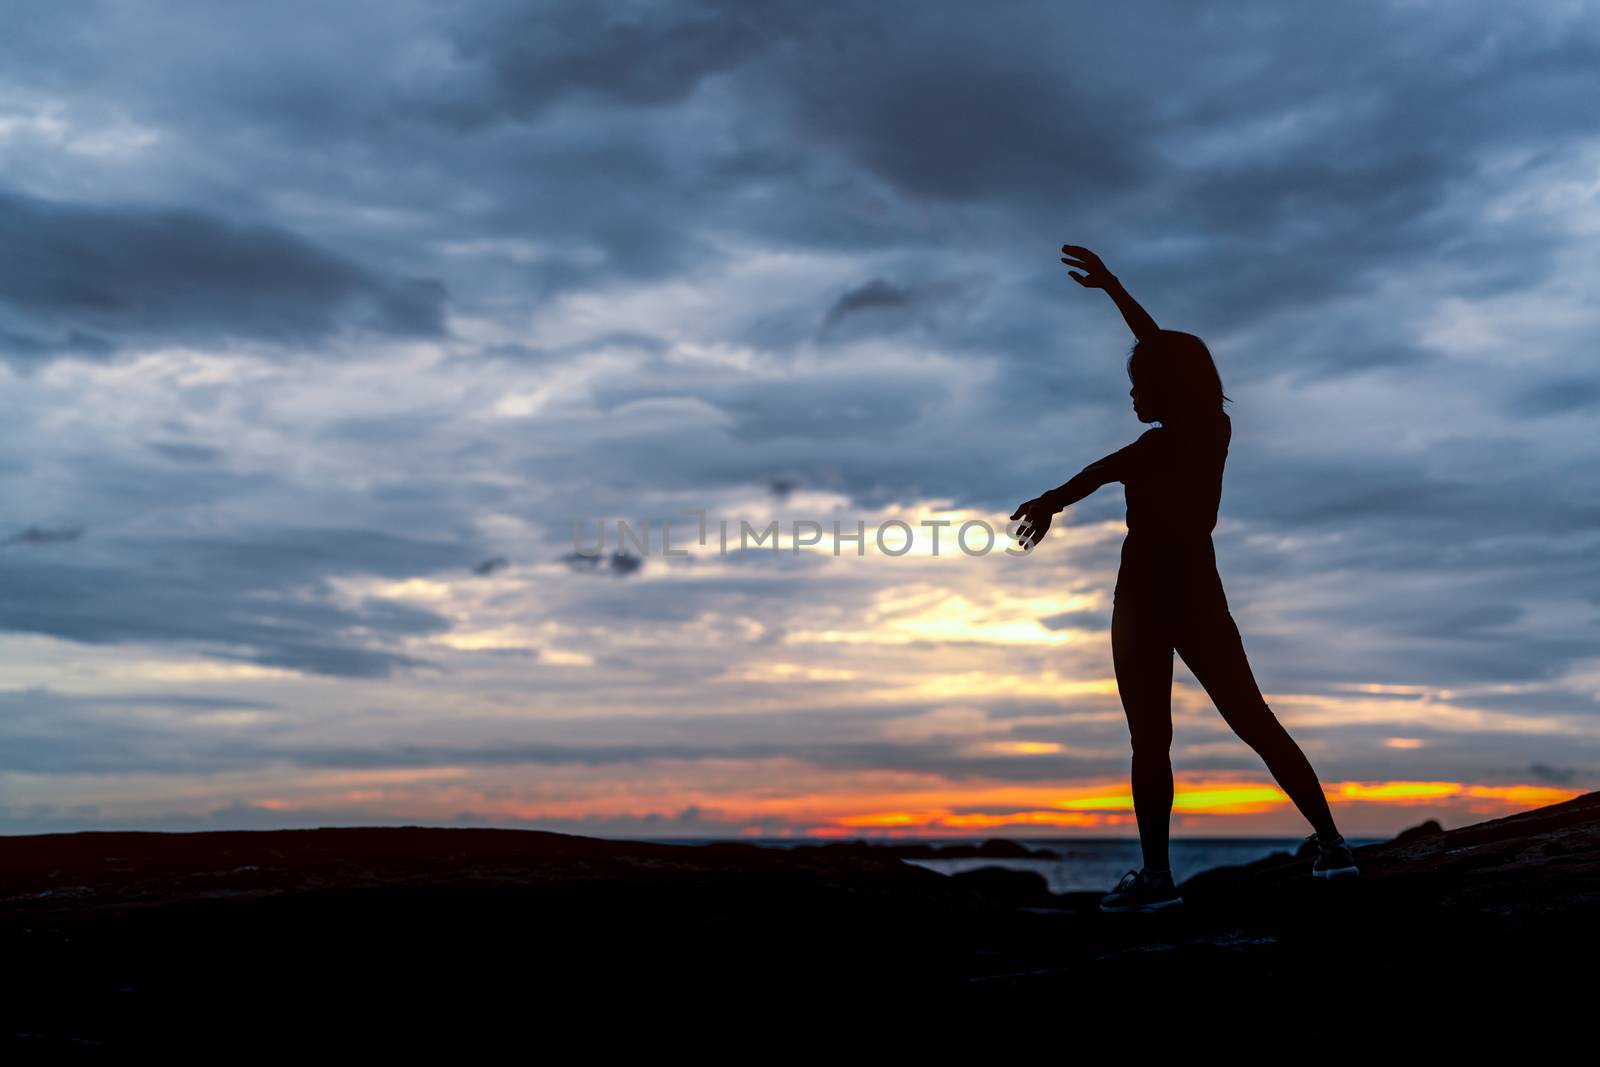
[2,0,1597,839]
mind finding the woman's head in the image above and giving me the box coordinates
[1126,330,1231,425]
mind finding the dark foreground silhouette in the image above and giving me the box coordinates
[3,792,1597,1046]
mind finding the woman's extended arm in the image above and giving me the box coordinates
[1010,437,1145,550]
[1041,447,1129,513]
[1060,244,1160,344]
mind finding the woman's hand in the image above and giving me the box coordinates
[1060,244,1117,289]
[1010,495,1059,551]
[1062,243,1159,341]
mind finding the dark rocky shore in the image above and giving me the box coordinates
[4,790,1597,1047]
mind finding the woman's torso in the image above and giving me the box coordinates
[1115,411,1232,603]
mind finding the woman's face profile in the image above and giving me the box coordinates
[1130,381,1161,424]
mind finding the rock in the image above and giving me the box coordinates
[1389,818,1446,843]
[948,865,1058,907]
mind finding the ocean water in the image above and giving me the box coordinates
[645,836,1384,894]
[893,837,1387,893]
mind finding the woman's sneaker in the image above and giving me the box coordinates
[1099,867,1184,912]
[1306,832,1360,879]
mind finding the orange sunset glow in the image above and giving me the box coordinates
[213,773,1588,842]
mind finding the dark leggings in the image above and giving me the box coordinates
[1112,547,1337,871]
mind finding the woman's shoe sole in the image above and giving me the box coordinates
[1099,896,1184,913]
[1314,866,1360,879]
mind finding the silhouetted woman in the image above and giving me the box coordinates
[1010,245,1360,913]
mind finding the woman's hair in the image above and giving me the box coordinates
[1125,329,1232,422]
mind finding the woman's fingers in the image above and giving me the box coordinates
[1061,248,1109,287]
[1012,498,1057,549]
[1061,253,1104,285]
[1060,245,1110,280]
[1017,510,1051,549]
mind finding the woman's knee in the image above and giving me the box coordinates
[1127,720,1173,753]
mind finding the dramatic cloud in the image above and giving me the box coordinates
[0,187,446,361]
[0,0,1596,837]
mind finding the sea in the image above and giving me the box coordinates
[640,836,1384,894]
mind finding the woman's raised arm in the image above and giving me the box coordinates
[1060,244,1160,344]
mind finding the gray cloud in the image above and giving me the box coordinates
[2,524,85,545]
[0,527,478,677]
[147,441,222,463]
[1526,762,1581,785]
[1505,377,1600,418]
[561,549,646,577]
[433,0,779,126]
[0,187,446,362]
[1040,611,1110,632]
[817,276,971,344]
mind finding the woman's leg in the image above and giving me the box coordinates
[1111,587,1177,872]
[1173,590,1340,838]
